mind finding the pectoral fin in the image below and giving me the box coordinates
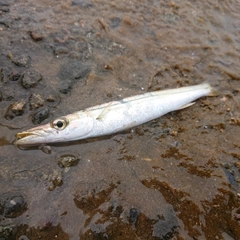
[96,102,112,121]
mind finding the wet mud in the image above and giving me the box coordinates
[0,0,240,239]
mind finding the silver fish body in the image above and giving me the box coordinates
[15,83,215,145]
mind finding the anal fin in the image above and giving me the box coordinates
[177,102,195,110]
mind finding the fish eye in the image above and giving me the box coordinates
[56,121,63,128]
[51,118,68,130]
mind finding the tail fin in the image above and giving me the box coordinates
[200,81,220,97]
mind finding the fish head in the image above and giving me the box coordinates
[15,113,94,146]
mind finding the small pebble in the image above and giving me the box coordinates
[8,71,21,81]
[48,170,63,191]
[3,195,26,218]
[46,95,56,102]
[58,154,80,168]
[19,235,30,240]
[3,88,15,101]
[15,55,30,67]
[5,101,26,120]
[59,81,72,94]
[29,31,44,41]
[10,101,26,115]
[54,46,69,55]
[129,208,140,226]
[40,145,52,154]
[8,53,30,67]
[29,94,44,110]
[74,66,91,80]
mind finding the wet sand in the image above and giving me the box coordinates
[0,0,240,239]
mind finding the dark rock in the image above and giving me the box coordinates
[29,31,44,41]
[59,81,72,94]
[223,164,238,189]
[46,95,56,102]
[29,93,44,110]
[74,65,91,80]
[58,61,91,94]
[54,46,69,55]
[0,68,4,82]
[3,195,27,218]
[110,17,121,29]
[0,201,3,215]
[3,88,15,101]
[5,101,26,120]
[8,71,21,81]
[129,208,140,226]
[0,90,2,101]
[20,70,42,89]
[0,67,8,83]
[0,1,9,6]
[71,0,94,8]
[0,225,17,239]
[0,20,9,28]
[32,108,49,124]
[58,60,91,83]
[58,154,80,168]
[0,6,9,12]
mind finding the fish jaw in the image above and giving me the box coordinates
[14,124,56,146]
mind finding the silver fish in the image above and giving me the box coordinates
[15,83,216,146]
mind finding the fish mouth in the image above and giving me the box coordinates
[16,132,37,140]
[15,130,45,146]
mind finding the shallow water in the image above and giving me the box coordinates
[0,0,240,239]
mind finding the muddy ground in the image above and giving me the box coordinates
[0,0,240,239]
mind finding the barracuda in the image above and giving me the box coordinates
[15,83,216,146]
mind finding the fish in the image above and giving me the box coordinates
[15,83,216,146]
